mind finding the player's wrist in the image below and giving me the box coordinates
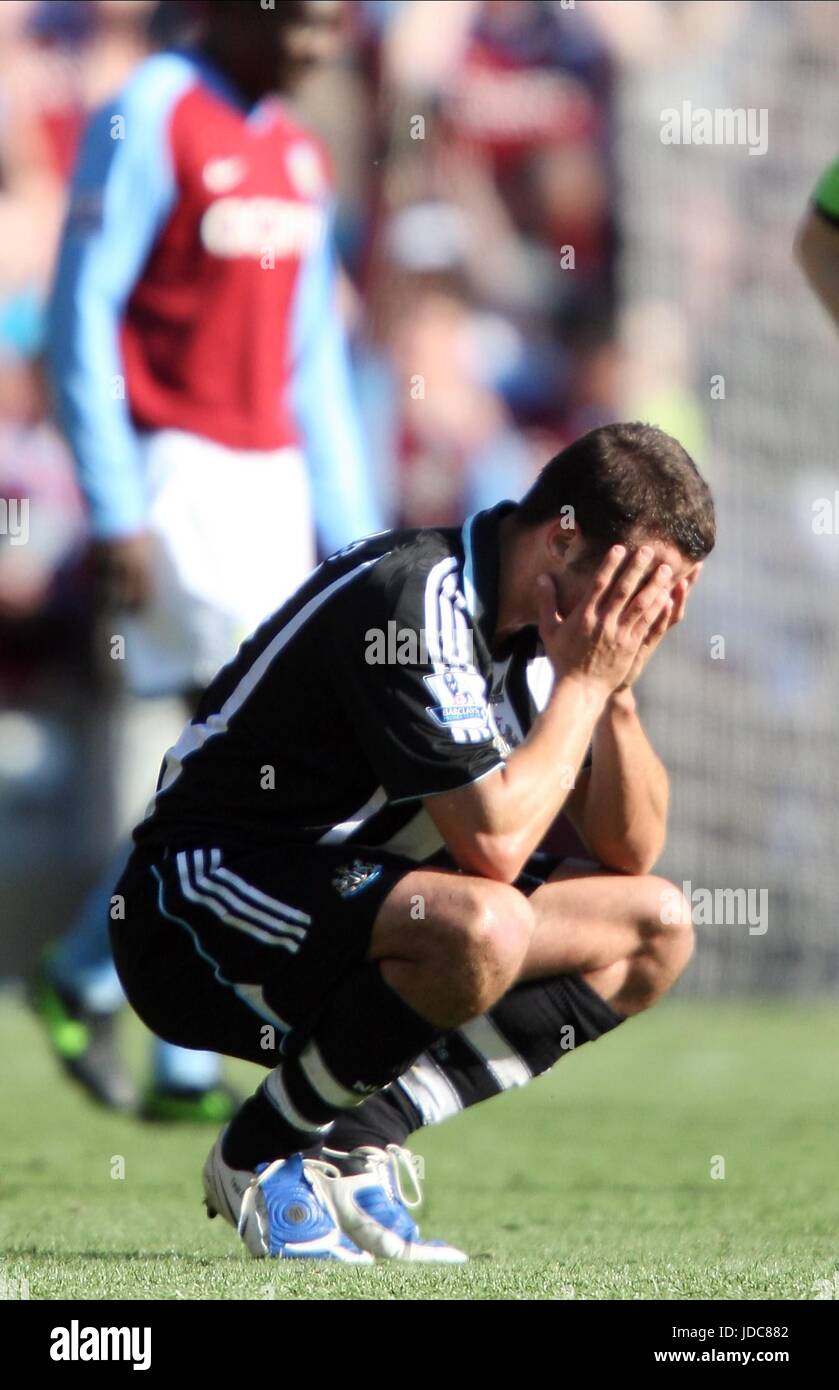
[605,686,638,717]
[550,669,613,713]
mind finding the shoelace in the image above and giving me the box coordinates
[306,1158,342,1182]
[381,1145,423,1210]
[316,1146,424,1209]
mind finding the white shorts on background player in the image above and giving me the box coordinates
[122,429,316,696]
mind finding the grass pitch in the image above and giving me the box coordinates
[1,993,837,1301]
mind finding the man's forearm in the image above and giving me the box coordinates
[582,688,669,873]
[467,675,610,880]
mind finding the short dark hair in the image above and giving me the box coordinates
[517,422,715,561]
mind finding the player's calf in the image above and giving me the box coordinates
[215,873,531,1208]
[521,864,694,1017]
[321,872,694,1162]
[579,874,694,1017]
[204,870,533,1263]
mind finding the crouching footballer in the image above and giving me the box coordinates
[111,422,713,1263]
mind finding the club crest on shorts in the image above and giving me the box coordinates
[332,859,383,899]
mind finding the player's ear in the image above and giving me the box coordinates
[544,515,577,566]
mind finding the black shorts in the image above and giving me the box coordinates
[110,842,619,1069]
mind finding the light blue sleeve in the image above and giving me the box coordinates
[291,209,385,555]
[47,56,192,538]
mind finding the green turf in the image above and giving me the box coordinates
[1,993,837,1300]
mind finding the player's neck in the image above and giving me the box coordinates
[197,42,288,107]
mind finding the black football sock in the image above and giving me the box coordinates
[222,962,442,1171]
[325,974,626,1152]
[222,1084,305,1172]
[314,1086,419,1161]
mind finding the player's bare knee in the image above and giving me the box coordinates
[611,879,695,1015]
[636,875,695,971]
[444,881,533,1018]
[474,879,534,970]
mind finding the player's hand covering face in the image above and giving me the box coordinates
[616,559,702,690]
[536,547,700,694]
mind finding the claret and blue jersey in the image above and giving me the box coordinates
[47,49,381,550]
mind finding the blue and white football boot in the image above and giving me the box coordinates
[202,1135,372,1263]
[323,1145,468,1263]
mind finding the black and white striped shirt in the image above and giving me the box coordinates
[135,502,555,863]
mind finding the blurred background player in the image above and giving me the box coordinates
[32,0,383,1120]
[796,156,839,330]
